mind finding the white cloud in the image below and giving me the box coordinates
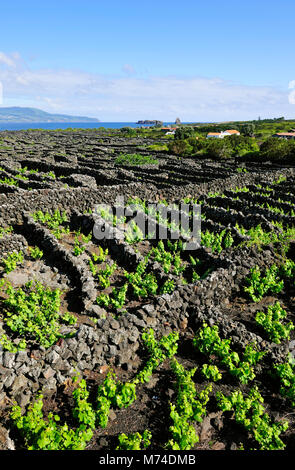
[288,80,295,105]
[0,53,293,121]
[0,52,17,68]
[122,64,136,75]
[289,90,295,105]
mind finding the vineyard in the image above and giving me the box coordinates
[0,128,295,452]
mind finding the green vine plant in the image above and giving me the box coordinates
[10,329,179,450]
[0,279,76,352]
[201,363,222,382]
[193,323,265,384]
[123,258,158,299]
[125,220,145,244]
[244,259,295,302]
[201,229,234,253]
[89,247,109,276]
[147,240,186,276]
[166,358,212,450]
[97,262,117,289]
[1,250,24,273]
[216,386,288,450]
[134,328,179,385]
[116,430,152,450]
[28,246,43,260]
[0,226,13,238]
[273,359,295,406]
[10,378,95,450]
[95,328,179,429]
[32,209,70,240]
[255,302,294,344]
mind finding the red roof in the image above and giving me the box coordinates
[225,129,240,134]
[275,132,295,136]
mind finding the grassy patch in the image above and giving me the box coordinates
[115,153,159,166]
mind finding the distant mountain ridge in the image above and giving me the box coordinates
[0,107,100,122]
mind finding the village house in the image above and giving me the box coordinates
[206,132,224,139]
[206,129,241,139]
[224,129,241,136]
[161,127,177,135]
[272,132,295,140]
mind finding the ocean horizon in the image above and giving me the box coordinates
[0,122,198,132]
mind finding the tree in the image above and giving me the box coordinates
[260,137,295,161]
[168,139,193,156]
[174,126,195,140]
[240,123,256,137]
[225,135,259,156]
[205,139,233,159]
[120,127,137,137]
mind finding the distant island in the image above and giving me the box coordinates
[136,120,163,126]
[0,107,100,123]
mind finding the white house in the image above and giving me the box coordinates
[206,132,225,139]
[206,129,240,139]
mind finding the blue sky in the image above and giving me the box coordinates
[0,0,295,121]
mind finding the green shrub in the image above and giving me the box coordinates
[205,139,233,159]
[260,138,295,161]
[168,139,193,156]
[115,153,158,166]
[174,126,195,140]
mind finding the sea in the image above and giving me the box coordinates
[0,122,189,131]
